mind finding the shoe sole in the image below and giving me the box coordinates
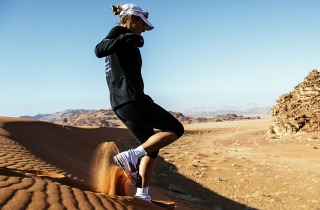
[113,155,138,185]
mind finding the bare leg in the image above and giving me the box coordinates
[139,156,156,187]
[141,131,178,154]
[137,131,178,189]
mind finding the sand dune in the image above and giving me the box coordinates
[0,117,182,210]
[2,116,319,209]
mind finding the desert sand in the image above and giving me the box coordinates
[0,116,319,209]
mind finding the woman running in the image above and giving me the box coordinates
[95,3,184,202]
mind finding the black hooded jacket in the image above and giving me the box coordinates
[95,26,152,109]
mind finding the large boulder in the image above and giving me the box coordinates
[270,69,320,135]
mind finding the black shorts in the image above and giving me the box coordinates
[114,100,184,158]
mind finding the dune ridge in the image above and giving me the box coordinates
[0,117,172,210]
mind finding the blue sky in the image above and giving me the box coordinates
[1,0,319,117]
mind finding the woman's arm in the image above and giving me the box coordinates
[95,33,144,58]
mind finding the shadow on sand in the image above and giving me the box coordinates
[152,155,256,210]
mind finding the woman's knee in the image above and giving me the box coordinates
[174,122,184,138]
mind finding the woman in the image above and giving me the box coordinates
[95,3,184,202]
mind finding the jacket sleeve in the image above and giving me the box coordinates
[95,33,144,58]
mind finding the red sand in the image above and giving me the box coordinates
[2,116,319,209]
[0,117,195,210]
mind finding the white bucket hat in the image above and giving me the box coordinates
[120,4,154,31]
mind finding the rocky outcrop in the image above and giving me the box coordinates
[21,109,94,123]
[270,69,320,135]
[54,109,122,127]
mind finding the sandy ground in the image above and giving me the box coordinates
[153,116,320,210]
[0,116,319,209]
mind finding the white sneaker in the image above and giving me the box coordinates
[113,149,144,186]
[134,194,152,202]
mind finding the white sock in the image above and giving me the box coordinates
[136,187,149,195]
[135,187,151,202]
[134,192,151,202]
[133,145,147,157]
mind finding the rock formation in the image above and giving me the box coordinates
[270,69,320,135]
[54,109,123,127]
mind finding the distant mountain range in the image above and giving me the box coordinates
[20,109,95,123]
[182,105,271,117]
[20,107,265,127]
